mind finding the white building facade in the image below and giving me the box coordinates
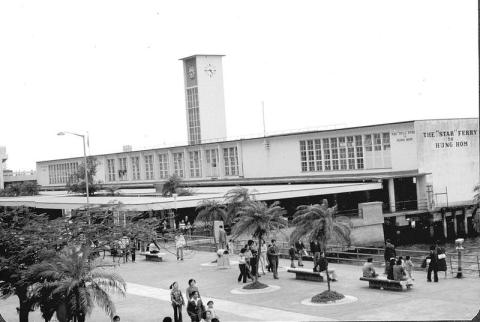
[36,118,479,210]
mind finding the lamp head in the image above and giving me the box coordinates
[57,132,65,136]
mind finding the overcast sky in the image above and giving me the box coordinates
[0,0,477,170]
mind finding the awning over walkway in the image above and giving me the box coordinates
[0,182,382,212]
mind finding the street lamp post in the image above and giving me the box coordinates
[57,131,90,224]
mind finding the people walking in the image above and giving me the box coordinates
[405,255,414,280]
[176,233,186,261]
[218,225,227,250]
[427,245,439,282]
[170,281,185,322]
[259,239,267,274]
[130,238,136,263]
[289,243,297,268]
[295,240,305,267]
[267,239,280,279]
[310,240,321,272]
[238,248,248,283]
[186,291,205,322]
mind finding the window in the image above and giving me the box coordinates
[173,152,184,177]
[131,156,140,180]
[300,141,307,172]
[339,137,347,170]
[189,151,201,177]
[48,162,78,184]
[331,138,339,170]
[355,135,364,169]
[323,138,331,171]
[186,87,201,145]
[118,157,127,181]
[307,140,315,171]
[365,135,372,152]
[223,147,239,176]
[158,153,169,179]
[382,132,391,150]
[374,133,381,151]
[144,155,154,180]
[205,149,219,177]
[314,139,322,171]
[107,159,116,182]
[347,136,355,170]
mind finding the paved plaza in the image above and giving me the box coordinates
[1,250,480,321]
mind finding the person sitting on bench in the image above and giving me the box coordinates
[149,240,160,254]
[318,252,337,281]
[362,258,378,278]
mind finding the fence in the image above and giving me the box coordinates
[230,239,480,276]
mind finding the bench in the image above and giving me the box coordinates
[140,252,166,262]
[360,277,412,291]
[287,268,324,282]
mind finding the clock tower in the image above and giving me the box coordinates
[180,54,227,145]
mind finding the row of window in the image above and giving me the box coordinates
[300,132,391,172]
[48,162,78,184]
[186,87,201,145]
[105,147,239,182]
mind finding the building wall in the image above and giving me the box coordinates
[415,118,479,207]
[240,122,417,179]
[195,55,227,142]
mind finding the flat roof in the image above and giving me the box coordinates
[0,182,382,211]
[179,54,225,61]
[36,117,477,164]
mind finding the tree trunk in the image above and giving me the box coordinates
[321,246,331,292]
[255,235,263,284]
[17,293,30,322]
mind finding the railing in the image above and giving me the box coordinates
[229,240,480,276]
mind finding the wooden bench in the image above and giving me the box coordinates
[287,268,324,282]
[140,252,166,262]
[360,277,412,291]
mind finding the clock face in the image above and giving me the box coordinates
[204,63,216,78]
[187,65,196,80]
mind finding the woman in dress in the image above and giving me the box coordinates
[259,239,267,275]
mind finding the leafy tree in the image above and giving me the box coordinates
[195,200,227,244]
[66,157,101,196]
[0,182,39,197]
[290,199,351,293]
[223,187,255,225]
[0,207,63,322]
[0,205,160,322]
[30,246,126,322]
[161,174,182,197]
[231,201,287,287]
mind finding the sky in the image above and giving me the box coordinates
[0,0,477,170]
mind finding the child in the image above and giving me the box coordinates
[206,300,218,320]
[288,244,297,268]
[405,255,414,280]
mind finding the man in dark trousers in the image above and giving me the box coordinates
[310,240,321,272]
[295,239,305,267]
[267,239,280,279]
[427,245,439,282]
[384,239,396,274]
[247,240,259,278]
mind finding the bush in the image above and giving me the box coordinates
[242,281,269,290]
[311,290,345,303]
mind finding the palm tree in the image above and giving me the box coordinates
[162,174,182,197]
[195,199,227,244]
[231,201,287,287]
[223,187,255,225]
[290,199,351,293]
[30,246,126,322]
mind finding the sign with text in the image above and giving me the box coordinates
[422,129,477,149]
